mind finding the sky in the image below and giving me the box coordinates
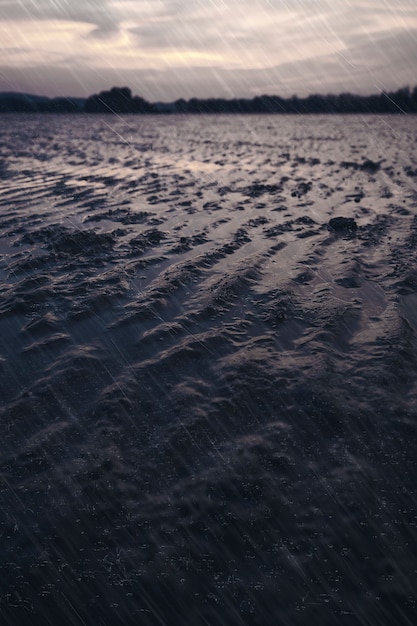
[0,0,416,101]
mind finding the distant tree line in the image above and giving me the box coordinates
[172,86,417,114]
[0,94,83,113]
[1,84,417,114]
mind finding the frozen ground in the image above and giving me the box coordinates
[1,113,417,624]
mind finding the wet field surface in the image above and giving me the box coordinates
[1,113,417,624]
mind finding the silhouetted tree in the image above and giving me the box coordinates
[84,86,154,114]
[131,95,154,113]
[388,86,411,113]
[412,86,417,111]
[174,98,188,113]
[85,87,130,113]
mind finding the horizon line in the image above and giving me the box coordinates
[1,84,416,104]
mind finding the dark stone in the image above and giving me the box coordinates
[328,217,358,233]
[360,159,381,173]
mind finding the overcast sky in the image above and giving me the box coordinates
[0,0,416,100]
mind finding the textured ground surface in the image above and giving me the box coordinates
[1,113,417,625]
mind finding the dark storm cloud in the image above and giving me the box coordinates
[0,0,119,36]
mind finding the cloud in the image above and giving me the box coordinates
[0,0,119,37]
[126,0,417,64]
[0,0,416,98]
